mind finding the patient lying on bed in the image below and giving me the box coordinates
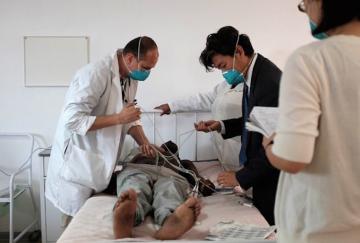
[112,141,214,240]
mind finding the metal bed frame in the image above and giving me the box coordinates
[139,110,216,162]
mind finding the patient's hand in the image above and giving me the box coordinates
[217,171,239,187]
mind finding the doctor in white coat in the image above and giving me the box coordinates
[155,56,243,171]
[46,36,159,216]
[155,83,243,171]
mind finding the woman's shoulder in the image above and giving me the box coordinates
[289,41,324,60]
[289,35,359,63]
[284,41,330,73]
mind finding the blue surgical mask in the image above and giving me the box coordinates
[129,69,150,81]
[222,69,245,86]
[122,37,151,81]
[222,33,245,86]
[222,51,256,86]
[310,20,328,40]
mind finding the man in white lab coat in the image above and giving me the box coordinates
[155,81,243,172]
[46,36,159,217]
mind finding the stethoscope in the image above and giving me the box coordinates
[120,78,137,104]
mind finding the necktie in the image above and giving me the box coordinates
[239,83,249,165]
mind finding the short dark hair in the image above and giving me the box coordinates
[314,0,360,34]
[123,36,157,60]
[199,26,254,71]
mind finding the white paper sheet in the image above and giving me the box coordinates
[246,107,279,138]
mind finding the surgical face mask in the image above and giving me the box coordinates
[122,37,151,81]
[129,68,150,81]
[222,66,245,86]
[222,50,256,86]
[222,33,245,86]
[310,20,328,40]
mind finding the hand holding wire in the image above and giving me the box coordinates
[117,102,141,124]
[194,120,221,133]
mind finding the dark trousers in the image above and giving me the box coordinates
[252,173,279,226]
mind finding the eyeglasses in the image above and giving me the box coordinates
[298,0,306,12]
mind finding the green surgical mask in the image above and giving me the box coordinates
[310,20,328,40]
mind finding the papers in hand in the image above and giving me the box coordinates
[246,106,279,138]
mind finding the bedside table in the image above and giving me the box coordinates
[38,149,65,243]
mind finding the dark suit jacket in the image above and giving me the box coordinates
[222,54,281,225]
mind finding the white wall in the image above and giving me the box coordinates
[0,0,313,231]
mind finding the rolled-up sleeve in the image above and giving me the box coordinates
[63,105,97,136]
[130,120,142,127]
[63,68,106,136]
[272,49,321,163]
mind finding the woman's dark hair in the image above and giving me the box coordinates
[199,26,254,71]
[314,0,360,34]
[123,36,157,60]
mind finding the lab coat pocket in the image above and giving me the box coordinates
[61,143,107,191]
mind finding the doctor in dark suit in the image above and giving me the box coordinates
[195,26,281,225]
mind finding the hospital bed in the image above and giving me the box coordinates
[56,112,276,242]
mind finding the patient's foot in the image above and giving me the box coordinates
[113,189,137,239]
[154,197,201,240]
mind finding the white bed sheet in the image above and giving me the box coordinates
[58,162,274,243]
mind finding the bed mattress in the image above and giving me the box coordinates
[57,161,274,242]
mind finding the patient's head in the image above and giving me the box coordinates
[160,141,180,158]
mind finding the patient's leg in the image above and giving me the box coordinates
[116,167,154,226]
[152,176,189,225]
[113,167,154,239]
[154,197,201,240]
[152,176,201,239]
[113,189,137,239]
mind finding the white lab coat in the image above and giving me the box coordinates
[169,81,243,171]
[46,52,140,216]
